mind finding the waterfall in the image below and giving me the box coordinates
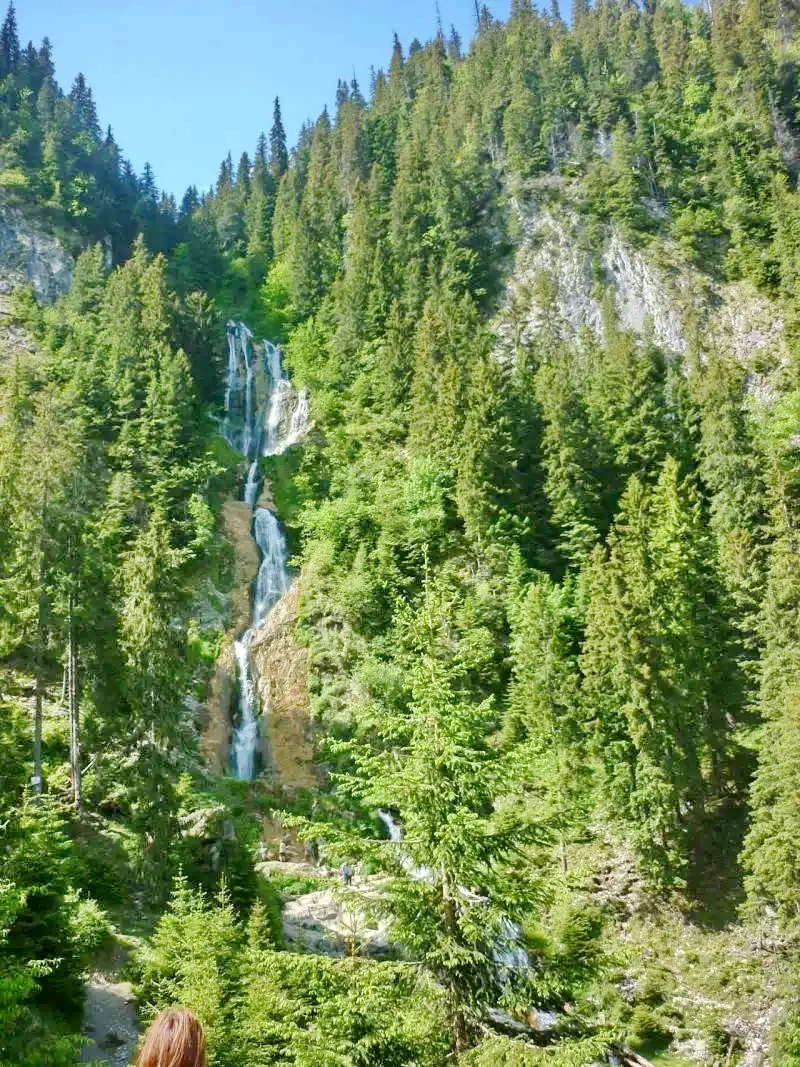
[285,390,310,451]
[377,809,433,882]
[242,329,255,458]
[261,339,310,457]
[224,329,237,417]
[263,377,293,456]
[222,322,256,455]
[244,461,260,508]
[252,508,291,626]
[221,321,308,780]
[377,809,534,986]
[232,636,259,781]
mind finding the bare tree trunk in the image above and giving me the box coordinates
[442,868,471,1054]
[33,562,45,796]
[68,590,82,811]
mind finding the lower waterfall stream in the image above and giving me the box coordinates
[221,322,307,780]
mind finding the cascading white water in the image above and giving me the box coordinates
[224,329,237,417]
[222,322,256,455]
[285,390,310,450]
[244,461,260,508]
[264,338,282,383]
[263,377,293,456]
[253,508,291,626]
[261,339,309,457]
[221,321,308,780]
[232,636,259,780]
[377,809,535,989]
[242,329,255,458]
[377,809,433,882]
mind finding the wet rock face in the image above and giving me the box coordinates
[0,204,73,301]
[201,499,261,773]
[222,498,261,636]
[202,640,235,774]
[201,505,315,787]
[250,583,316,790]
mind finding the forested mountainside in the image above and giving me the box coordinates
[5,0,800,1063]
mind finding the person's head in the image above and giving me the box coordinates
[135,1007,207,1067]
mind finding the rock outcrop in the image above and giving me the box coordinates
[201,499,260,773]
[496,193,788,396]
[0,203,74,364]
[256,860,393,957]
[280,885,393,957]
[0,203,73,302]
[250,583,316,790]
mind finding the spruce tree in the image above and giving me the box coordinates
[235,150,251,195]
[216,152,233,195]
[269,96,288,179]
[582,459,739,884]
[1,387,84,795]
[37,35,54,82]
[252,131,270,193]
[69,72,100,137]
[506,566,586,870]
[180,185,200,218]
[692,353,767,681]
[289,578,546,1053]
[535,354,608,568]
[742,392,800,929]
[0,2,19,77]
[139,162,158,202]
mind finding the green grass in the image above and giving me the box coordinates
[648,1050,695,1067]
[265,871,330,900]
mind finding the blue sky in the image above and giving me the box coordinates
[18,0,512,199]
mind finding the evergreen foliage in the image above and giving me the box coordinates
[8,0,800,1060]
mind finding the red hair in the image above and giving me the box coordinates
[135,1007,207,1067]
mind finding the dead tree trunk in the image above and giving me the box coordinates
[68,590,81,811]
[32,556,45,796]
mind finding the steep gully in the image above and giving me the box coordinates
[220,322,308,779]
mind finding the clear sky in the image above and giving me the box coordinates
[18,0,512,199]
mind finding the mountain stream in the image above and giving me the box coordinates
[221,322,308,779]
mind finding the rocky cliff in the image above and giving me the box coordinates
[201,499,261,774]
[0,202,75,363]
[250,583,316,791]
[0,203,73,303]
[495,187,787,398]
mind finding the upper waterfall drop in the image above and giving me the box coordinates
[221,322,309,462]
[222,321,256,456]
[261,339,310,457]
[220,321,308,781]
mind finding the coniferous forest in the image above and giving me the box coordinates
[6,0,800,1062]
